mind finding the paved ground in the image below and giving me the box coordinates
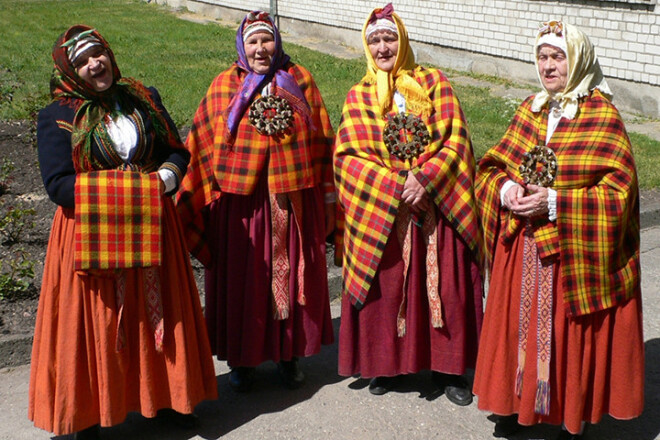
[1,224,659,439]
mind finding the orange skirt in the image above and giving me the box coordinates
[28,200,217,435]
[473,230,644,433]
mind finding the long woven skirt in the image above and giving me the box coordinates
[28,200,218,435]
[473,229,644,434]
[338,213,483,378]
[204,176,334,367]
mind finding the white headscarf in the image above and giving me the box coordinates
[531,21,612,120]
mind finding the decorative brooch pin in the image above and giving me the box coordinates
[383,112,431,161]
[248,95,294,136]
[519,145,557,187]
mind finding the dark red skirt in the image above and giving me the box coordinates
[473,229,644,433]
[338,213,483,378]
[205,176,334,367]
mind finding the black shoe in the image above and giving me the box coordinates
[156,408,200,429]
[556,426,587,440]
[73,424,100,440]
[368,376,400,395]
[278,358,305,389]
[493,414,521,438]
[431,372,473,406]
[229,366,255,392]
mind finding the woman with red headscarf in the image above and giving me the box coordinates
[334,4,483,406]
[177,11,336,392]
[29,25,217,439]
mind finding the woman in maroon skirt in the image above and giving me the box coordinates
[473,20,644,439]
[334,3,483,406]
[176,11,336,391]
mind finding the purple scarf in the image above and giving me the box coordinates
[225,13,312,142]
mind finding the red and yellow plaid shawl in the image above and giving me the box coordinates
[176,63,335,266]
[334,66,482,308]
[476,89,640,317]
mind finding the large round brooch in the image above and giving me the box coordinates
[248,95,294,136]
[518,145,557,187]
[383,112,431,161]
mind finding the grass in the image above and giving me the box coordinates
[1,0,659,188]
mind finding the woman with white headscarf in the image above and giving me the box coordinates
[473,20,644,440]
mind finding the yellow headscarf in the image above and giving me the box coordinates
[531,20,612,119]
[361,5,433,117]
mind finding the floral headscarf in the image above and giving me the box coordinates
[361,3,433,117]
[225,11,312,143]
[531,20,612,119]
[50,24,181,172]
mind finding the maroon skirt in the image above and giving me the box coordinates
[338,212,483,378]
[204,176,334,367]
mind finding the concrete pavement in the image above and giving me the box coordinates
[2,224,659,440]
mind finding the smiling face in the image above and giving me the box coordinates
[244,31,276,74]
[537,44,568,95]
[367,29,399,72]
[74,45,114,92]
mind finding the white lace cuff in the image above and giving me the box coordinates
[157,168,177,194]
[547,188,557,221]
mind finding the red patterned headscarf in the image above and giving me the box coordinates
[50,25,181,172]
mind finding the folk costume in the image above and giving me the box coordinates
[472,21,644,435]
[335,5,483,391]
[176,12,334,379]
[29,25,217,436]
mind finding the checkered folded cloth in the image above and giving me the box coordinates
[75,169,162,270]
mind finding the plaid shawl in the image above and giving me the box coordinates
[75,169,162,270]
[476,89,640,317]
[176,63,334,266]
[334,66,481,309]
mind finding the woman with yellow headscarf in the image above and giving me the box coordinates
[334,3,484,406]
[472,21,644,440]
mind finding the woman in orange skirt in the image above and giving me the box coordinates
[29,25,217,439]
[473,20,644,439]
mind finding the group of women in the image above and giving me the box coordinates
[29,4,644,440]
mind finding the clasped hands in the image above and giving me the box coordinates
[401,171,430,215]
[503,183,549,218]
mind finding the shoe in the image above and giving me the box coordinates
[493,414,521,438]
[73,424,100,440]
[368,376,400,395]
[156,408,200,429]
[431,372,473,406]
[556,427,587,440]
[229,366,255,392]
[278,357,305,389]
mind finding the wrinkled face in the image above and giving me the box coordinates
[244,31,276,74]
[74,46,114,92]
[537,44,568,95]
[367,29,399,72]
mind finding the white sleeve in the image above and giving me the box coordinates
[547,188,557,221]
[157,168,177,193]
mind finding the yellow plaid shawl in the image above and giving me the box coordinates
[334,66,481,308]
[75,169,162,270]
[476,90,640,316]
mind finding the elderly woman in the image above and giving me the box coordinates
[176,11,335,392]
[29,25,217,439]
[472,21,644,440]
[334,4,483,406]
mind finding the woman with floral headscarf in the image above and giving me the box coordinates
[176,11,335,392]
[472,21,644,440]
[334,4,483,406]
[29,25,217,439]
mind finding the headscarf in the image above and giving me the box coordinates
[50,25,181,172]
[531,20,612,119]
[225,11,312,143]
[361,3,433,117]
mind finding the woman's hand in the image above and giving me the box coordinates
[506,183,549,218]
[401,171,431,213]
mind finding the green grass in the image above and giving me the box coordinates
[1,0,659,188]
